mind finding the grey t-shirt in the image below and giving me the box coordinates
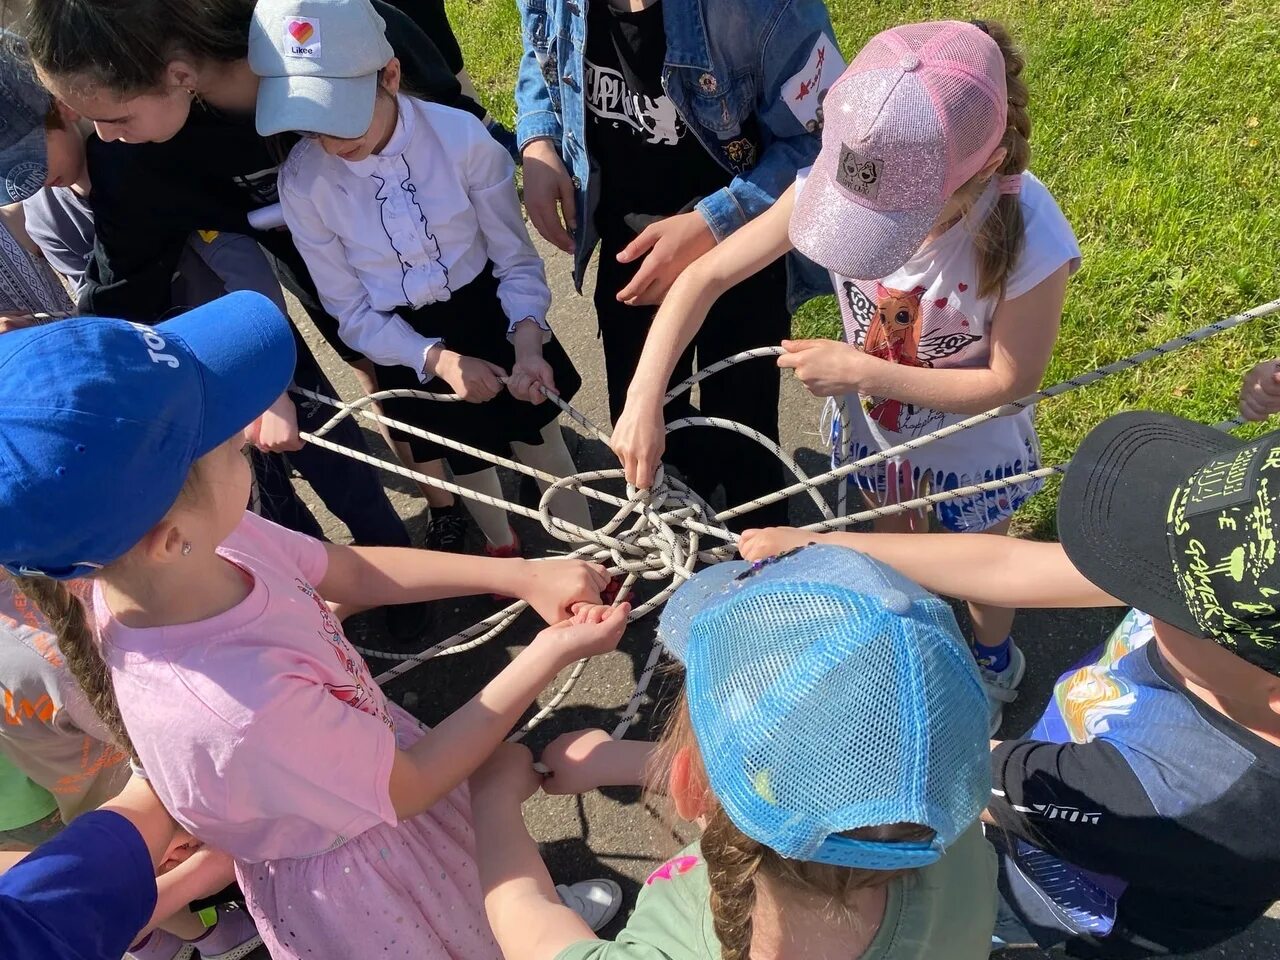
[22,185,95,298]
[0,579,130,820]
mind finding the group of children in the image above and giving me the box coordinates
[0,1,1277,959]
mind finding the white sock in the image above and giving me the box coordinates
[512,423,592,533]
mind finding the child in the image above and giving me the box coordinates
[613,21,1081,731]
[741,410,1280,957]
[516,0,841,528]
[472,544,996,960]
[0,291,624,959]
[0,775,241,960]
[255,0,592,557]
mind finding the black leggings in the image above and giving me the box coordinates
[594,235,791,530]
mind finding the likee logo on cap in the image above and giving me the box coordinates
[836,144,883,200]
[284,17,321,58]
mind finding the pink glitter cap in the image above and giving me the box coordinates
[790,21,1009,280]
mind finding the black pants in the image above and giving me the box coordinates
[252,245,412,548]
[594,235,791,529]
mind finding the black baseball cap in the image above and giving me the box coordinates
[1059,411,1280,675]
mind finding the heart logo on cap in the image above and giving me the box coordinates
[287,20,314,43]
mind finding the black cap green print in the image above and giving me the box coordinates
[1167,440,1280,671]
[1058,411,1280,676]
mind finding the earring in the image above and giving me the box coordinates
[181,541,193,556]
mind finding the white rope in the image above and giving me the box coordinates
[291,295,1280,739]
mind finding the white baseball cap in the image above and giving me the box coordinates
[249,0,394,138]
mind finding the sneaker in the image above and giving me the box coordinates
[383,600,437,649]
[425,505,468,554]
[484,528,523,602]
[190,903,264,960]
[556,878,623,932]
[126,930,195,960]
[980,641,1026,737]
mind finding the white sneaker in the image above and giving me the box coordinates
[980,642,1026,737]
[557,878,623,932]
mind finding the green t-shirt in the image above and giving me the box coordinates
[557,825,996,960]
[0,751,58,831]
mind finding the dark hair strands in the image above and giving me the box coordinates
[24,0,253,96]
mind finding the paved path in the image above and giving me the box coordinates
[284,236,1280,958]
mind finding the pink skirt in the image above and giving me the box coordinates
[235,705,501,960]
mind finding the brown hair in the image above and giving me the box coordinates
[12,574,136,757]
[24,0,254,96]
[653,696,934,960]
[962,20,1032,300]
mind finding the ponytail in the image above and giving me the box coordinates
[13,575,136,758]
[973,20,1031,300]
[703,808,766,960]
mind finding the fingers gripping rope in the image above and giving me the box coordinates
[293,296,1280,740]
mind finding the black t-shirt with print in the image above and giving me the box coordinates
[583,0,729,245]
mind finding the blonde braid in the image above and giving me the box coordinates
[14,575,136,758]
[702,807,767,960]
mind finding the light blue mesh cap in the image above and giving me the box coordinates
[657,545,990,870]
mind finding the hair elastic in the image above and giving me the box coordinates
[998,174,1023,195]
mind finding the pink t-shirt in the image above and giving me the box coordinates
[94,511,398,862]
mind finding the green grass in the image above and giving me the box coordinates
[449,0,1280,536]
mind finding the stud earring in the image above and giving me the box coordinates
[181,541,193,556]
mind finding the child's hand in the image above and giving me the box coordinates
[1241,360,1280,422]
[523,139,577,254]
[539,728,614,795]
[245,392,305,453]
[778,339,871,397]
[610,398,667,490]
[615,211,716,306]
[739,527,824,562]
[508,322,557,405]
[533,602,630,663]
[471,742,543,806]
[435,350,507,403]
[520,559,611,622]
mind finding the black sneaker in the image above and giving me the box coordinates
[383,600,437,649]
[426,505,468,554]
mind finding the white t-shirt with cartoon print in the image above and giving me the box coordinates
[814,171,1081,531]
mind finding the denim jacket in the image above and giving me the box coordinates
[515,0,841,311]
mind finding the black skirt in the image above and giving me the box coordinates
[376,263,581,475]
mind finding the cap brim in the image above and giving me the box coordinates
[657,560,750,662]
[1058,411,1240,635]
[157,291,297,456]
[790,155,940,280]
[0,124,49,203]
[255,73,377,139]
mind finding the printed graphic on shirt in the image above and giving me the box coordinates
[295,578,393,729]
[646,855,701,885]
[842,279,981,435]
[284,17,321,58]
[1006,838,1119,937]
[585,58,683,145]
[782,34,845,131]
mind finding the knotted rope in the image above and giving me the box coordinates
[293,294,1280,739]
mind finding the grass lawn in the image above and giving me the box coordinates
[448,0,1280,536]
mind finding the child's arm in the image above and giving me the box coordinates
[318,544,610,624]
[739,527,1120,610]
[389,604,629,819]
[610,186,798,487]
[472,743,599,960]
[779,264,1071,410]
[616,8,842,306]
[148,846,237,940]
[539,728,659,795]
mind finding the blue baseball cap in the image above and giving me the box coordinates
[0,291,296,579]
[658,545,991,870]
[0,34,52,203]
